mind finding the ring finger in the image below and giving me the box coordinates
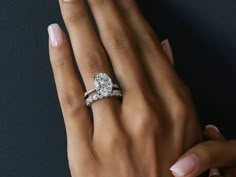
[59,0,121,134]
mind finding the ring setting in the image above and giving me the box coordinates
[85,73,122,106]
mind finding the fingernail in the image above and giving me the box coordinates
[48,23,64,47]
[161,39,174,65]
[205,124,220,133]
[170,154,198,176]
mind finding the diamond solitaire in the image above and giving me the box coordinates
[84,72,122,106]
[94,73,113,97]
[84,73,120,98]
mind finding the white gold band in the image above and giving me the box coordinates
[86,90,122,106]
[84,84,120,98]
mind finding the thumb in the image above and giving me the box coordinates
[170,125,236,177]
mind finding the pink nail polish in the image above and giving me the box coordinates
[161,39,174,65]
[205,124,220,133]
[170,154,198,176]
[47,23,64,47]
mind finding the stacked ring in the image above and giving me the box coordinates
[84,73,123,106]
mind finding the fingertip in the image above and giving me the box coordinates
[170,154,199,177]
[205,124,220,133]
[48,23,65,47]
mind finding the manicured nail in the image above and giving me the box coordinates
[48,23,64,47]
[205,124,220,133]
[170,154,198,176]
[161,39,174,65]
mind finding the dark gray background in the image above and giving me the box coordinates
[0,0,235,176]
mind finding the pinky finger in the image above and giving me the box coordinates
[170,125,236,177]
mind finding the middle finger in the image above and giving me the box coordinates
[87,0,150,96]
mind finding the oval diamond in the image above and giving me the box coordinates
[94,73,113,97]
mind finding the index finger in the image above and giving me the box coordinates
[48,24,94,159]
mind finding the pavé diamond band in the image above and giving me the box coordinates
[86,90,122,106]
[84,73,123,106]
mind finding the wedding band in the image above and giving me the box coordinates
[84,73,122,106]
[86,90,122,106]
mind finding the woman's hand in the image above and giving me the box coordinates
[171,125,236,177]
[47,0,201,177]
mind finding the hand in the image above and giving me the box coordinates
[170,125,236,177]
[47,0,201,177]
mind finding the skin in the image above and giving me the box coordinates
[173,125,236,177]
[48,0,203,177]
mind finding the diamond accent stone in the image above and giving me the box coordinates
[92,94,98,101]
[94,73,113,97]
[85,90,122,106]
[86,97,93,105]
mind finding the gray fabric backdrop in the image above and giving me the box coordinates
[0,0,235,176]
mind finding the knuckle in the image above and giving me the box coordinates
[59,91,84,115]
[65,13,86,25]
[171,99,189,121]
[103,131,129,149]
[137,28,164,57]
[127,92,160,137]
[107,30,133,52]
[81,50,107,75]
[143,28,159,44]
[62,3,87,24]
[132,108,158,137]
[169,86,194,121]
[140,27,161,52]
[119,0,134,10]
[89,0,110,8]
[177,80,192,99]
